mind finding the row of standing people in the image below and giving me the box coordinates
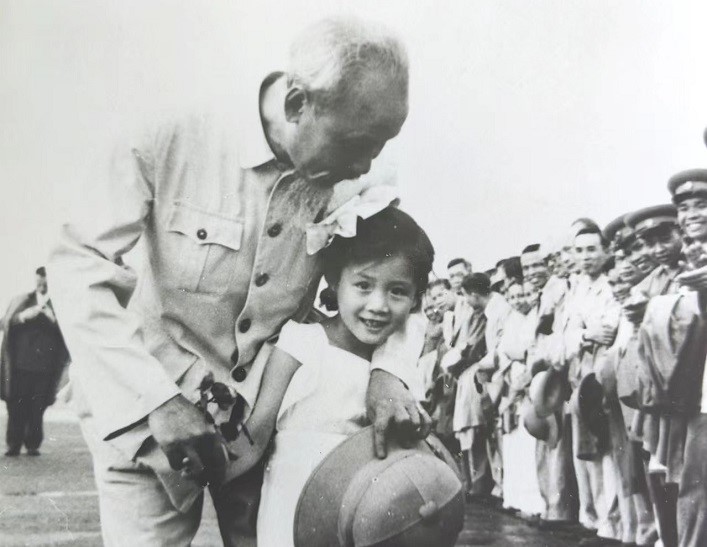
[415,166,707,547]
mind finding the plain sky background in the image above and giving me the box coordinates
[1,0,707,311]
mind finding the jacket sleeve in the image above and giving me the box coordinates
[47,126,181,446]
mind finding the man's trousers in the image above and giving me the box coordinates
[5,369,53,452]
[80,417,259,547]
[535,412,578,522]
[571,410,621,540]
[677,413,707,547]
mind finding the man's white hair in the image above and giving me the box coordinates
[288,16,408,108]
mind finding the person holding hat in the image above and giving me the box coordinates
[521,242,579,530]
[458,272,512,502]
[562,226,623,544]
[494,279,546,517]
[594,221,661,546]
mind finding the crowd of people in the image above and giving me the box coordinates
[413,159,707,546]
[4,12,706,547]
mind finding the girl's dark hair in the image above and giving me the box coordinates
[320,206,435,311]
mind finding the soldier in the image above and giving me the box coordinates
[626,205,683,297]
[638,169,707,546]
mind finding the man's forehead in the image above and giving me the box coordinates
[574,233,602,246]
[521,252,545,266]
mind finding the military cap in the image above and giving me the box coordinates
[625,204,677,235]
[667,169,707,204]
[603,214,636,252]
[603,215,627,244]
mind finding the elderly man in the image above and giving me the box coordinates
[48,17,428,546]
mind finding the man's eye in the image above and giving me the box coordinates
[354,282,370,290]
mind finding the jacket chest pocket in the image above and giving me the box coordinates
[163,203,244,294]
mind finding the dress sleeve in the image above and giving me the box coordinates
[275,320,316,364]
[275,321,323,422]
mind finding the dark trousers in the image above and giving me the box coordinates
[677,413,707,547]
[5,369,53,452]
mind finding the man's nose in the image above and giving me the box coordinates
[349,156,373,177]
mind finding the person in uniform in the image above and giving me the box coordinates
[48,17,429,546]
[626,204,683,298]
[597,215,660,547]
[638,169,707,547]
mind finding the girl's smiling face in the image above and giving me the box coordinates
[334,253,417,348]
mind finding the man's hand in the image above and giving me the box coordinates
[18,305,43,323]
[676,265,707,292]
[148,395,225,486]
[584,324,615,346]
[366,370,432,459]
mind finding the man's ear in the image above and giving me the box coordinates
[284,86,307,123]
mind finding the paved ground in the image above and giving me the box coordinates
[0,406,589,546]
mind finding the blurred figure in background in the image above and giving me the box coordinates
[1,267,69,457]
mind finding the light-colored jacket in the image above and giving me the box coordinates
[562,273,621,386]
[47,105,413,465]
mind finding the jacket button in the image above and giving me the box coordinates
[267,223,282,237]
[196,228,207,240]
[231,366,247,382]
[238,319,251,333]
[230,348,239,366]
[255,273,269,287]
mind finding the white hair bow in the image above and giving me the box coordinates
[305,184,399,255]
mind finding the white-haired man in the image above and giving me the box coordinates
[49,17,426,546]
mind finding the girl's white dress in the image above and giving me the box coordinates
[256,320,370,547]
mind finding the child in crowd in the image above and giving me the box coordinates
[223,206,435,546]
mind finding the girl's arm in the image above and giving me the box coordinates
[221,347,302,481]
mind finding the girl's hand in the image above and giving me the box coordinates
[367,370,432,458]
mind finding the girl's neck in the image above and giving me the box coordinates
[322,316,374,361]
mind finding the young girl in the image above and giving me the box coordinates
[224,206,434,546]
